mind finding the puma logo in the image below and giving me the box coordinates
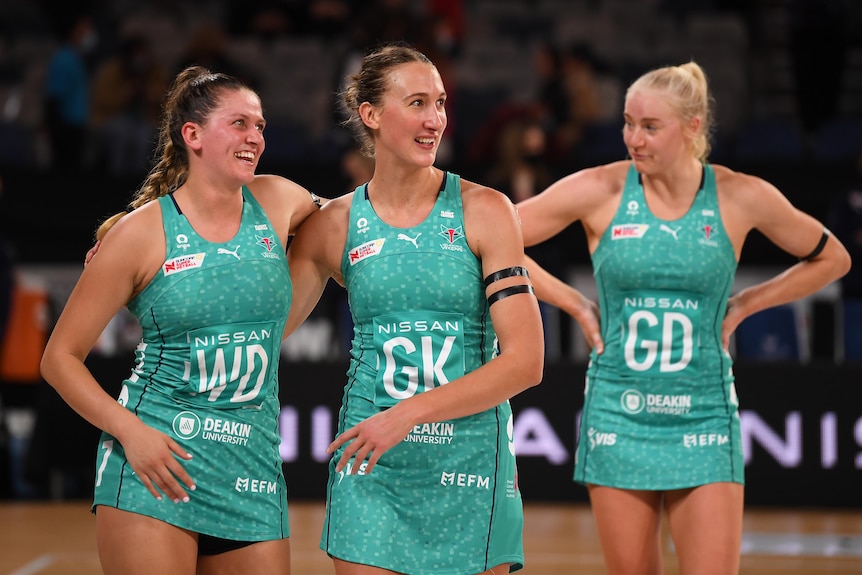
[397,233,421,249]
[659,224,681,240]
[217,246,241,259]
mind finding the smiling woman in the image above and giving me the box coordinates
[38,66,325,575]
[284,43,545,575]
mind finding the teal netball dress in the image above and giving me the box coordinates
[574,163,744,489]
[321,172,524,574]
[92,188,292,541]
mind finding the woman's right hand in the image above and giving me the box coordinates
[119,419,196,502]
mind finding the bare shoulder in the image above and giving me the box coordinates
[93,200,166,286]
[103,200,164,247]
[460,178,515,212]
[566,160,628,190]
[458,179,525,259]
[712,163,767,191]
[712,163,784,209]
[248,173,309,196]
[542,160,628,206]
[247,173,312,211]
[589,160,631,187]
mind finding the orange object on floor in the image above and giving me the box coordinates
[0,281,49,383]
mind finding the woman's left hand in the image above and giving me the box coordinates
[721,294,746,351]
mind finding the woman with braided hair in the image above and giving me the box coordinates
[41,65,324,574]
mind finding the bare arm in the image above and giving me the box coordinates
[283,195,349,339]
[718,168,852,348]
[514,163,626,353]
[329,184,545,473]
[524,254,603,354]
[516,161,626,249]
[40,206,195,502]
[247,174,330,242]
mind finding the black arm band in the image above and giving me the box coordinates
[487,284,535,306]
[484,266,530,287]
[799,228,830,262]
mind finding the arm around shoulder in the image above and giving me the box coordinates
[283,194,349,339]
[248,174,330,241]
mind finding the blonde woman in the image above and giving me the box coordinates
[517,61,851,575]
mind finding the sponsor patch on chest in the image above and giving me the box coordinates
[163,253,206,275]
[611,224,649,239]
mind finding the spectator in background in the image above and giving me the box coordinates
[175,22,257,90]
[427,0,464,57]
[559,43,604,141]
[532,42,607,161]
[303,0,355,40]
[534,43,571,149]
[357,0,423,46]
[486,118,572,357]
[90,34,168,175]
[486,118,555,204]
[43,11,96,172]
[225,0,298,40]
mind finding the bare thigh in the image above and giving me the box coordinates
[332,559,401,575]
[332,558,510,575]
[665,482,743,575]
[96,505,198,575]
[587,485,664,575]
[197,538,291,575]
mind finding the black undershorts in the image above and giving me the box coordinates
[197,534,255,556]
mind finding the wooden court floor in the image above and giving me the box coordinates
[1,501,860,575]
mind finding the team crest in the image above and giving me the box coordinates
[439,224,464,243]
[256,234,275,252]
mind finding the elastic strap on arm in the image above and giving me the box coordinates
[484,266,530,287]
[487,284,535,306]
[799,228,830,262]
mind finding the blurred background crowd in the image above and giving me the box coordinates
[0,0,859,179]
[1,0,862,500]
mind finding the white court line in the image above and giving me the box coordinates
[9,554,55,575]
[8,552,100,575]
